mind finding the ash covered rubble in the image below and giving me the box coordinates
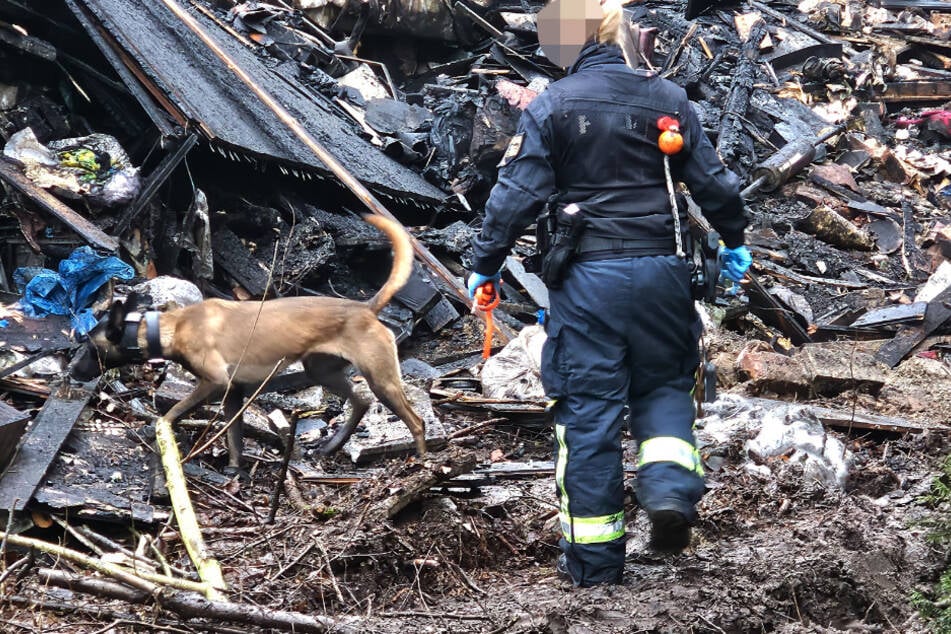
[0,0,949,630]
[0,0,949,496]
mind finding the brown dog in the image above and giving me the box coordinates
[71,214,427,473]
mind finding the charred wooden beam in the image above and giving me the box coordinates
[210,227,274,298]
[0,160,119,252]
[750,1,857,57]
[880,80,951,102]
[63,0,181,138]
[114,133,198,236]
[0,21,56,59]
[0,384,91,512]
[877,0,951,8]
[875,282,951,367]
[0,402,29,475]
[744,272,813,346]
[716,19,767,170]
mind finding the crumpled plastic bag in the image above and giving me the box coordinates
[3,127,140,206]
[14,246,134,335]
[745,407,852,489]
[480,324,547,400]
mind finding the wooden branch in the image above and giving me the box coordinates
[158,592,355,633]
[154,415,228,600]
[385,451,478,518]
[76,524,193,580]
[39,567,149,602]
[0,531,209,595]
[2,531,157,594]
[12,535,356,633]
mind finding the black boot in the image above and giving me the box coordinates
[647,508,691,553]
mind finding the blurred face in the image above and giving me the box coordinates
[536,0,604,68]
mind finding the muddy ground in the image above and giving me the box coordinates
[1,314,948,634]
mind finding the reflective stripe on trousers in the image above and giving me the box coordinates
[638,435,705,477]
[555,424,626,544]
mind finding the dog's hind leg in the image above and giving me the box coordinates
[354,337,427,456]
[362,367,427,456]
[303,355,370,455]
[221,386,246,475]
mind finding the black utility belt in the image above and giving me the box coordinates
[574,235,678,261]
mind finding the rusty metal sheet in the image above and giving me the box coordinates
[68,0,447,206]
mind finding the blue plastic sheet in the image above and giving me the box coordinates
[14,246,134,335]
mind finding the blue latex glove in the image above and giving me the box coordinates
[467,271,501,299]
[720,245,752,283]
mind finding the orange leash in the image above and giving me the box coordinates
[474,281,501,360]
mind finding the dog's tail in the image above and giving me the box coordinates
[363,214,414,314]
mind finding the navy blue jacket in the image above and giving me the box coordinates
[472,42,748,276]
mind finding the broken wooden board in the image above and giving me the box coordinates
[765,30,841,71]
[746,397,936,434]
[876,263,951,367]
[875,287,951,367]
[393,265,459,333]
[881,80,951,102]
[0,385,91,512]
[0,402,30,474]
[850,302,927,329]
[33,484,164,524]
[0,160,119,252]
[0,314,72,353]
[211,226,273,297]
[505,255,549,309]
[744,272,813,346]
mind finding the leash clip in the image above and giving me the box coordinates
[474,281,501,360]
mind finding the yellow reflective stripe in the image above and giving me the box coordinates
[555,424,568,515]
[638,436,704,476]
[559,511,625,544]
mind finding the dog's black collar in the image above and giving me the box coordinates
[120,311,163,360]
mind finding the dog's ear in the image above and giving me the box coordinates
[105,298,129,343]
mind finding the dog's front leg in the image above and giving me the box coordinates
[150,379,222,501]
[164,379,223,424]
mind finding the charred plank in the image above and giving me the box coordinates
[0,384,91,512]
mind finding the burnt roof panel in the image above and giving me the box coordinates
[69,0,447,205]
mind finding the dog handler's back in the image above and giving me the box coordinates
[468,0,751,586]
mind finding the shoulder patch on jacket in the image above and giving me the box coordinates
[498,133,524,167]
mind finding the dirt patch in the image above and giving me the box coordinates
[2,357,945,633]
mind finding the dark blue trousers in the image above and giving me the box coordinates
[541,255,706,586]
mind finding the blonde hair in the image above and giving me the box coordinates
[597,0,623,45]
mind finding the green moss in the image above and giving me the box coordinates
[915,453,951,633]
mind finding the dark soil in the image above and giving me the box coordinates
[1,313,947,634]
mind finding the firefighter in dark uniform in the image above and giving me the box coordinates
[468,0,752,587]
